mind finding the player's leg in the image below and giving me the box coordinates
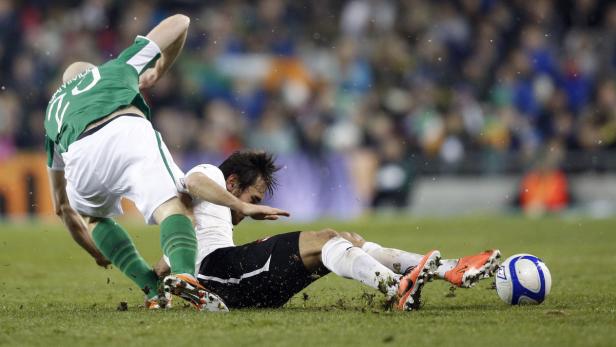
[307,230,401,297]
[197,232,323,309]
[61,129,166,307]
[360,240,423,273]
[300,229,400,296]
[336,231,439,282]
[108,117,197,276]
[152,198,197,277]
[61,115,199,307]
[150,198,228,311]
[299,229,439,310]
[144,125,227,311]
[87,115,213,310]
[82,215,162,306]
[361,240,500,288]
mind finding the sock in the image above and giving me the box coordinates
[322,237,401,298]
[92,218,159,299]
[436,259,459,279]
[362,241,458,279]
[160,214,197,276]
[361,241,423,273]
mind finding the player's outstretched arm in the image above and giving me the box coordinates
[47,169,110,268]
[139,14,189,89]
[184,172,290,220]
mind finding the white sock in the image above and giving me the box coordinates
[361,241,423,273]
[322,237,400,298]
[435,259,458,279]
[362,241,458,279]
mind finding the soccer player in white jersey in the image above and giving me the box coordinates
[155,151,500,311]
[45,15,288,311]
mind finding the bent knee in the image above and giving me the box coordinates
[319,228,339,240]
[338,231,365,247]
[300,228,339,246]
[153,196,189,224]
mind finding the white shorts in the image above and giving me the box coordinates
[62,115,184,224]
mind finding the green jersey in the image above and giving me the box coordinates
[44,35,161,167]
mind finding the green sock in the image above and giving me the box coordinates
[92,218,159,299]
[160,214,197,275]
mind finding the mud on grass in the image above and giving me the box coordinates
[1,217,615,346]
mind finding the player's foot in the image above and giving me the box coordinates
[396,250,441,311]
[144,293,172,310]
[444,249,501,288]
[163,274,229,312]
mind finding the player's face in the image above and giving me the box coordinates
[231,176,267,225]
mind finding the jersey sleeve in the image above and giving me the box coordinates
[45,136,65,170]
[186,164,227,189]
[116,35,161,75]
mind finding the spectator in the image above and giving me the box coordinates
[518,141,571,216]
[1,0,616,215]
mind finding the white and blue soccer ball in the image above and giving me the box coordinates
[495,254,552,305]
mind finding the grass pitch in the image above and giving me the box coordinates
[0,216,615,346]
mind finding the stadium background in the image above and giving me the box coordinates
[1,0,616,220]
[2,2,616,346]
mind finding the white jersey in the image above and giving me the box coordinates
[187,164,235,265]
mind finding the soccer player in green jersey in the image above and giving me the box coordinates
[45,14,288,310]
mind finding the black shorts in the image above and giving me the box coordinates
[197,231,328,309]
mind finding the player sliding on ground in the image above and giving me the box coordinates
[155,150,501,311]
[44,15,288,311]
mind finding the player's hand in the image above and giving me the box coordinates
[139,68,159,89]
[241,203,290,221]
[94,254,111,269]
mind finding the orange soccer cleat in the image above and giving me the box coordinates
[396,250,441,311]
[444,250,501,288]
[163,274,229,312]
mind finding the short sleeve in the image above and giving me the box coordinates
[45,136,65,170]
[186,164,226,189]
[116,35,161,75]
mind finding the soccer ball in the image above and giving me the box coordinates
[495,254,552,305]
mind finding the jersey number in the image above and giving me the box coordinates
[47,67,101,132]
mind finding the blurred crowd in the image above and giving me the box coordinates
[2,0,616,209]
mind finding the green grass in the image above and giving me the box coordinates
[1,216,615,346]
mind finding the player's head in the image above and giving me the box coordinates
[219,150,279,224]
[62,61,95,83]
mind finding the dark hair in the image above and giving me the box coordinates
[219,150,280,196]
